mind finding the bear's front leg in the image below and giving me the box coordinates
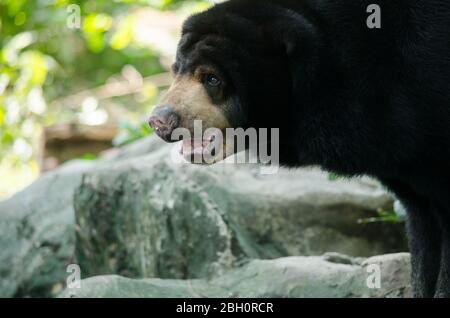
[406,206,442,297]
[434,208,450,298]
[435,246,450,297]
[382,179,442,297]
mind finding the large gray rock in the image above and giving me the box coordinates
[60,253,412,298]
[0,161,94,297]
[74,136,407,281]
[0,136,408,297]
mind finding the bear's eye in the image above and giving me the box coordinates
[206,74,221,87]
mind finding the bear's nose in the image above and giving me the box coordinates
[148,106,180,142]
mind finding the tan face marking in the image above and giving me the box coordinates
[160,74,230,132]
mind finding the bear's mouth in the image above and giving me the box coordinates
[180,135,221,164]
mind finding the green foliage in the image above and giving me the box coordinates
[358,208,404,224]
[0,0,210,198]
[328,172,342,181]
[78,153,98,161]
[326,171,405,224]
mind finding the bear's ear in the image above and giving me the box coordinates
[272,17,318,63]
[259,12,323,101]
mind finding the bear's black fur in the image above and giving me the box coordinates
[173,0,450,297]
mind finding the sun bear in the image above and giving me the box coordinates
[149,0,450,298]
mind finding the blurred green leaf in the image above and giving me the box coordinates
[18,51,49,86]
[0,108,5,126]
[84,13,112,33]
[328,172,342,181]
[79,153,98,161]
[110,15,134,50]
[358,208,403,224]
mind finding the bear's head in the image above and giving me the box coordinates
[149,0,313,165]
